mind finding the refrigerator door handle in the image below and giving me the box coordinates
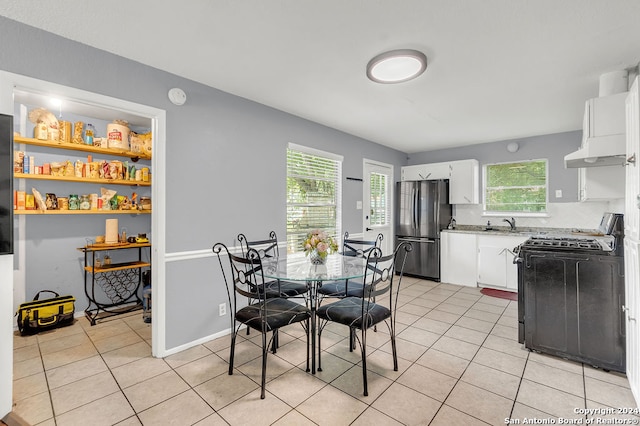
[411,187,418,231]
[398,237,435,243]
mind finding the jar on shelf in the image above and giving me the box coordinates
[140,196,151,210]
[79,195,90,210]
[57,197,69,210]
[59,121,71,143]
[68,194,79,210]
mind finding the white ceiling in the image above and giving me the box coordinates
[2,0,640,154]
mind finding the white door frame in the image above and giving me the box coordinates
[0,71,167,357]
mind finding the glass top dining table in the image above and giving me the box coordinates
[261,252,367,374]
[261,252,367,282]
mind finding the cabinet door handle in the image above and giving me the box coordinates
[622,305,637,321]
[626,153,636,166]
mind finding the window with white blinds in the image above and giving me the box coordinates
[369,172,389,226]
[286,144,342,254]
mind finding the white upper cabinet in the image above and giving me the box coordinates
[401,159,479,204]
[579,166,625,201]
[449,159,479,204]
[401,163,450,181]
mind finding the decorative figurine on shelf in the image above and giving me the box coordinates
[119,195,132,210]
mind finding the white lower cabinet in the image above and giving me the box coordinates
[476,234,528,291]
[441,231,477,287]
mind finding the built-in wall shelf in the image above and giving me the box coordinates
[13,172,151,186]
[14,209,150,215]
[14,135,151,161]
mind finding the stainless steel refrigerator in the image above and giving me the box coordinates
[395,179,451,280]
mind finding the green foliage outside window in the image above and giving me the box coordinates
[484,160,547,213]
[286,148,340,253]
[369,172,387,226]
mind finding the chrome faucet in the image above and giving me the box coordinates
[503,217,516,231]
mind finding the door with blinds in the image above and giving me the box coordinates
[363,160,393,255]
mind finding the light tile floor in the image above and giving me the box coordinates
[11,277,640,425]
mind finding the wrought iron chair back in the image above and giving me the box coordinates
[342,231,384,258]
[317,231,384,301]
[316,240,412,396]
[236,231,308,299]
[213,242,311,399]
[237,231,280,259]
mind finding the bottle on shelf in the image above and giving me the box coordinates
[85,123,95,145]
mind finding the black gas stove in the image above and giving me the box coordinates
[515,213,626,373]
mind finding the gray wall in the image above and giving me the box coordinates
[0,17,407,349]
[408,131,582,203]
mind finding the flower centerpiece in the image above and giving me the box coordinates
[303,230,339,265]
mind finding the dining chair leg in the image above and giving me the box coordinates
[350,327,357,351]
[390,324,398,371]
[271,330,278,354]
[260,331,268,399]
[229,332,237,375]
[391,335,398,371]
[317,321,324,372]
[360,330,369,397]
[305,318,310,372]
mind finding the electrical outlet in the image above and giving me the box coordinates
[219,303,226,316]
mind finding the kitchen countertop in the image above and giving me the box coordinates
[442,225,604,237]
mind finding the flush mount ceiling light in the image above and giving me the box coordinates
[366,49,427,84]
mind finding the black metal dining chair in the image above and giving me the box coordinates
[316,241,412,396]
[237,231,309,299]
[213,242,311,399]
[317,232,383,300]
[237,231,310,350]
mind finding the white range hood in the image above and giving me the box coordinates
[564,134,626,167]
[564,81,628,168]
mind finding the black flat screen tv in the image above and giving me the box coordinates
[0,114,13,254]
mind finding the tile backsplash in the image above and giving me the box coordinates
[453,199,624,231]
